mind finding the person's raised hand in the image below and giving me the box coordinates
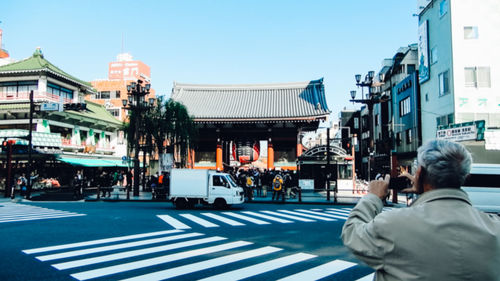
[369,174,390,200]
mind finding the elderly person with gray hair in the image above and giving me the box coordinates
[341,140,500,281]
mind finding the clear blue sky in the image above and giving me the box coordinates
[2,0,417,118]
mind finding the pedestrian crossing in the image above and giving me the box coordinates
[0,202,85,223]
[157,207,395,230]
[23,229,374,281]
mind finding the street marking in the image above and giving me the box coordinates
[330,208,352,214]
[119,246,282,281]
[296,209,348,220]
[241,211,293,223]
[323,211,351,220]
[0,213,85,223]
[356,273,375,280]
[70,241,253,281]
[36,232,200,261]
[223,212,271,225]
[199,252,316,281]
[278,210,336,221]
[261,211,315,222]
[52,236,226,270]
[157,214,191,229]
[277,259,356,281]
[180,213,219,228]
[0,203,85,224]
[23,229,182,254]
[201,213,245,226]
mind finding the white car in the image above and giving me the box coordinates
[462,163,500,215]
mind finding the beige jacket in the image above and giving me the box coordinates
[341,188,500,281]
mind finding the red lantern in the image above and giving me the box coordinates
[232,140,260,164]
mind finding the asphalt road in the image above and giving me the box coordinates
[0,201,377,281]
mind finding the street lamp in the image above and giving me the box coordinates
[350,71,387,180]
[122,79,154,197]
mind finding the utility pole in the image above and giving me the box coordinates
[326,127,330,201]
[26,90,34,199]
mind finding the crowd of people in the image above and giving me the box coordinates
[227,168,299,201]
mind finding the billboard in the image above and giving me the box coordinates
[418,20,430,83]
[108,60,151,81]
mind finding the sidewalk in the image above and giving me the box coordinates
[249,188,408,206]
[3,186,408,207]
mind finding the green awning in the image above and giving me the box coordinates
[57,156,130,167]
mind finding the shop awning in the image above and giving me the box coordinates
[56,156,130,167]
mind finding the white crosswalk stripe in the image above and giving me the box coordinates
[52,236,227,270]
[0,202,85,223]
[71,241,253,280]
[356,273,375,280]
[324,210,351,219]
[37,232,204,261]
[199,253,316,281]
[241,211,293,223]
[180,213,219,228]
[120,246,283,281]
[278,209,336,221]
[157,214,191,229]
[201,212,246,226]
[260,210,315,222]
[23,229,182,254]
[223,212,271,225]
[277,259,356,281]
[156,208,358,229]
[22,230,373,281]
[296,209,348,220]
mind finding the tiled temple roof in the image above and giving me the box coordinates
[171,78,330,123]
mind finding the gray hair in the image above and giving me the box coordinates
[417,140,472,188]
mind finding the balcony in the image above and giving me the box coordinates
[0,90,72,103]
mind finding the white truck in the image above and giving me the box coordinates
[169,169,244,209]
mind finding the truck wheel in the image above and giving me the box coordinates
[187,199,196,209]
[175,198,188,209]
[214,198,227,210]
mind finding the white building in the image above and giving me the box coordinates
[418,0,500,162]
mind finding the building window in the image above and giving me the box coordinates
[425,93,429,102]
[438,70,450,96]
[439,0,448,17]
[406,129,412,144]
[96,91,111,99]
[464,66,491,88]
[354,117,359,129]
[0,81,38,97]
[107,108,120,117]
[375,114,379,126]
[47,82,74,100]
[430,47,438,64]
[407,64,416,74]
[399,97,411,117]
[436,113,454,127]
[464,26,479,39]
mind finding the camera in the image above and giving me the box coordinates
[388,177,411,190]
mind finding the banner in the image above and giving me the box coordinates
[418,20,430,83]
[159,153,173,174]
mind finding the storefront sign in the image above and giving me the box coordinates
[299,179,314,190]
[485,130,500,150]
[437,125,476,142]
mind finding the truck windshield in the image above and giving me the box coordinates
[227,175,238,188]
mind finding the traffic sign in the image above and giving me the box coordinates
[40,103,59,111]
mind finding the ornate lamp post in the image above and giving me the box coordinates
[122,79,153,197]
[350,71,387,180]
